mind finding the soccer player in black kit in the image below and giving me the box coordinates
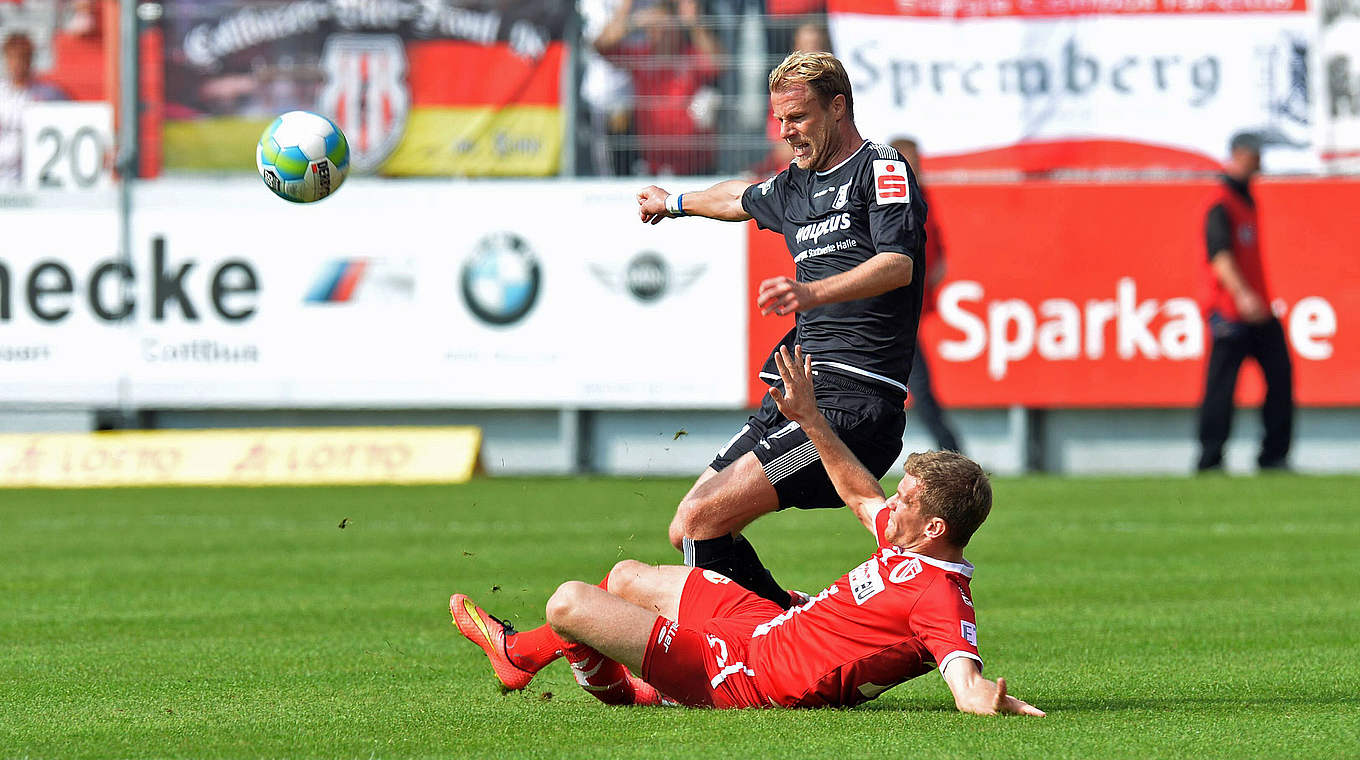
[636,51,926,610]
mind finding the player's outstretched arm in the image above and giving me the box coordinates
[768,344,886,530]
[637,180,753,225]
[942,658,1046,717]
[758,251,913,316]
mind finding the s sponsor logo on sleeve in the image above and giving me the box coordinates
[961,620,978,646]
[872,160,910,205]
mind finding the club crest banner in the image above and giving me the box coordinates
[160,0,570,176]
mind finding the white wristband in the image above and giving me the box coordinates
[664,193,686,216]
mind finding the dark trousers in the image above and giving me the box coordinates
[1196,314,1294,469]
[910,348,962,453]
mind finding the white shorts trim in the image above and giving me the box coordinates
[810,361,908,393]
[763,440,820,484]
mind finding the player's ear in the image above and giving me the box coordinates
[924,516,948,541]
[831,94,846,120]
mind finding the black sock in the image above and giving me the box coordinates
[683,534,790,609]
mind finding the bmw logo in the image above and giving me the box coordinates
[461,232,541,326]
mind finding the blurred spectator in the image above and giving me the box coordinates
[764,4,828,62]
[0,31,68,186]
[580,0,635,175]
[1195,132,1293,473]
[595,0,722,175]
[892,136,963,454]
[751,20,829,176]
[47,0,107,102]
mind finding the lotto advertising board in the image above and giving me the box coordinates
[747,179,1360,408]
[160,0,570,176]
[828,0,1315,173]
[0,179,748,408]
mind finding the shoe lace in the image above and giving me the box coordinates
[488,611,518,636]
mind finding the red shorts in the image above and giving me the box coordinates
[640,568,784,709]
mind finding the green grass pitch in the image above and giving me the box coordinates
[3,474,1358,759]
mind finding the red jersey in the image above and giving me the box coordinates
[750,506,982,707]
[919,185,945,317]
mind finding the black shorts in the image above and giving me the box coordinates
[709,372,906,510]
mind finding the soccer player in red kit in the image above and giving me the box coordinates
[450,345,1043,716]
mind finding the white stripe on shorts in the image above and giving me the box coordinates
[763,440,820,484]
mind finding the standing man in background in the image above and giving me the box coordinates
[1196,132,1293,473]
[891,137,962,454]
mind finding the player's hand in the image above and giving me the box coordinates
[637,185,673,225]
[757,276,815,316]
[1235,289,1269,323]
[990,677,1045,717]
[768,344,817,423]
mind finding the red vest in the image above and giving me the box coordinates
[1201,181,1268,321]
[920,186,944,317]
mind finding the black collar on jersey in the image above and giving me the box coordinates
[1220,173,1255,206]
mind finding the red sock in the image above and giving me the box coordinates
[506,623,566,672]
[563,642,638,706]
[507,573,611,673]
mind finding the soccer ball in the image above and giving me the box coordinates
[256,111,349,203]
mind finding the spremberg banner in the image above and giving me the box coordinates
[1317,0,1360,169]
[161,0,571,176]
[0,179,748,409]
[828,0,1315,173]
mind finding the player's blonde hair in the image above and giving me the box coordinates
[904,451,992,548]
[768,51,854,120]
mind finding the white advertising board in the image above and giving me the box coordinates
[831,3,1315,172]
[21,103,115,192]
[0,198,126,404]
[1316,0,1360,170]
[23,178,744,408]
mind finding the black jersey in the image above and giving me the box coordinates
[741,140,926,399]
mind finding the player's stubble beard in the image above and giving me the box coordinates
[803,118,846,173]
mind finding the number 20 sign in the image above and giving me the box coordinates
[22,102,114,192]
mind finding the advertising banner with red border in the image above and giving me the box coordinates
[828,0,1315,173]
[747,179,1359,408]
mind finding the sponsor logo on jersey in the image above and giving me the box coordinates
[833,182,851,209]
[794,213,851,245]
[961,620,978,646]
[320,34,409,173]
[888,556,923,584]
[657,619,679,653]
[872,160,911,205]
[759,176,776,196]
[952,578,974,607]
[702,570,732,585]
[849,558,886,605]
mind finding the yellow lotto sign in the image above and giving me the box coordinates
[0,427,481,488]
